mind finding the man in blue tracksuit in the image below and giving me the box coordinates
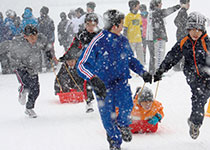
[77,9,152,150]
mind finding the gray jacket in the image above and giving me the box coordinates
[0,33,51,75]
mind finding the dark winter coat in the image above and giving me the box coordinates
[0,33,51,75]
[174,8,188,41]
[158,33,210,88]
[0,19,10,42]
[61,28,101,60]
[57,18,69,48]
[38,15,55,43]
[147,5,180,42]
[54,64,84,94]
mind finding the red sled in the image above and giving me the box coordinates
[57,89,85,104]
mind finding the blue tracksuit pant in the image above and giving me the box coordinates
[96,80,133,147]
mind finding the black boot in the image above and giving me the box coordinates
[107,135,121,150]
[118,126,132,142]
[188,118,201,140]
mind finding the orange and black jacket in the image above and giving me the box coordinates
[131,94,164,121]
[158,32,210,81]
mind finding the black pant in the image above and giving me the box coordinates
[186,75,210,126]
[15,68,40,109]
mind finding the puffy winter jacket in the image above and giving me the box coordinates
[174,7,188,41]
[21,9,38,31]
[77,30,145,87]
[147,5,180,42]
[0,33,51,75]
[38,15,55,43]
[131,94,164,121]
[158,33,210,82]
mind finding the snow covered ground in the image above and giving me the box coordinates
[0,0,210,150]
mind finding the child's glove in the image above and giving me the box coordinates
[90,76,106,99]
[147,113,162,125]
[142,72,152,84]
[154,69,164,82]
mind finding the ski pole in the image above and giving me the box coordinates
[155,81,160,99]
[50,59,63,93]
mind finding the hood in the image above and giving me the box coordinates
[23,9,32,19]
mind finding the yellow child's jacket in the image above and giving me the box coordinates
[124,13,143,43]
[131,95,164,121]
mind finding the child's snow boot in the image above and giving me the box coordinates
[86,101,94,113]
[188,118,201,139]
[107,135,121,150]
[25,109,37,118]
[118,126,132,142]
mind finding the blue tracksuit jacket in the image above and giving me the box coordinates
[77,30,146,146]
[77,30,145,87]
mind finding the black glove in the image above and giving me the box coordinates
[90,76,106,99]
[46,51,53,61]
[142,72,152,84]
[154,70,164,82]
[175,4,181,10]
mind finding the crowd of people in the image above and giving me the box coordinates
[0,0,210,150]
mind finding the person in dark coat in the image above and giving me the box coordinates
[173,0,190,71]
[38,6,57,71]
[55,47,95,113]
[146,0,180,74]
[154,12,210,140]
[59,13,101,62]
[57,12,69,51]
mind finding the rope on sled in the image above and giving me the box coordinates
[64,63,83,92]
[50,60,63,92]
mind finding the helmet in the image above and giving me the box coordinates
[180,0,190,4]
[40,6,49,15]
[150,0,162,10]
[138,87,153,104]
[60,12,66,19]
[86,2,96,10]
[103,9,124,31]
[24,24,38,36]
[85,13,98,24]
[129,0,140,9]
[186,12,206,31]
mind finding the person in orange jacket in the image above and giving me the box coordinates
[130,86,164,133]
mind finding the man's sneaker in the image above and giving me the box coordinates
[119,126,132,142]
[188,118,201,139]
[18,87,28,105]
[86,102,94,113]
[107,135,121,150]
[25,109,37,118]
